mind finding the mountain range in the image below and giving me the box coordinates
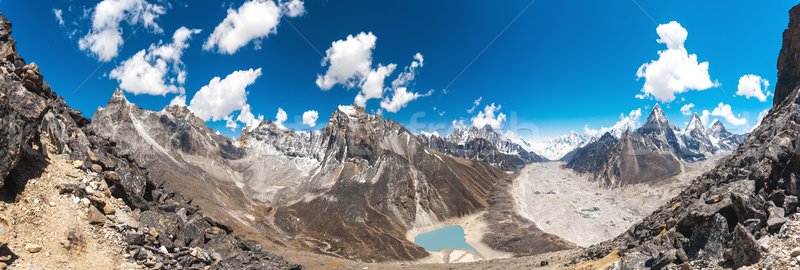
[566,104,746,187]
[417,125,547,170]
[0,3,797,269]
[92,94,514,262]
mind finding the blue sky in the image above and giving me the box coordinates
[0,0,794,140]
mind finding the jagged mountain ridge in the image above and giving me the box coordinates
[567,104,745,187]
[93,100,515,262]
[417,125,547,170]
[0,13,299,269]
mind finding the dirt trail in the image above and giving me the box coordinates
[0,153,139,270]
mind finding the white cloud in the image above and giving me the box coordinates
[79,0,166,61]
[467,97,482,114]
[54,8,65,25]
[355,63,395,107]
[584,108,642,138]
[168,95,186,107]
[636,21,716,103]
[380,53,430,112]
[204,0,283,54]
[316,32,377,90]
[736,74,770,102]
[237,104,264,131]
[317,34,429,112]
[711,102,747,126]
[381,87,432,113]
[110,27,201,96]
[280,0,305,17]
[302,110,319,127]
[471,103,507,130]
[274,107,288,129]
[188,68,264,130]
[680,103,695,116]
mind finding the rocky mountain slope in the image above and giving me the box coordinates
[566,105,744,187]
[418,125,547,170]
[92,97,513,262]
[0,12,299,269]
[578,4,800,268]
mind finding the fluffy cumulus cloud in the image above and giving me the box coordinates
[355,63,396,107]
[274,107,288,129]
[110,27,201,96]
[680,103,695,116]
[317,33,430,111]
[188,68,264,130]
[471,103,507,130]
[316,32,377,90]
[204,0,299,54]
[636,21,717,103]
[736,74,770,102]
[79,0,166,61]
[302,110,319,127]
[280,0,306,17]
[711,102,747,126]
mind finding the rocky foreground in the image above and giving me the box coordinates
[573,4,800,268]
[0,12,300,270]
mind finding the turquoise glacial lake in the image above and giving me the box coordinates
[414,225,480,254]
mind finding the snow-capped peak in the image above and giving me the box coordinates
[684,113,705,133]
[337,105,359,116]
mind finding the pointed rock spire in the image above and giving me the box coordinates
[685,112,705,132]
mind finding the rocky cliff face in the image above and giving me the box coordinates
[579,4,800,268]
[565,132,617,174]
[0,13,299,269]
[775,4,800,106]
[418,125,547,170]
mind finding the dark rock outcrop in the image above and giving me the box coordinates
[565,132,617,174]
[775,4,800,106]
[579,5,800,265]
[0,12,299,270]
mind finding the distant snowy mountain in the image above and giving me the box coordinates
[566,104,747,187]
[418,124,547,170]
[530,132,594,161]
[531,109,641,161]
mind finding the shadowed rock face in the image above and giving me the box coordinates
[0,13,299,269]
[567,105,684,187]
[565,132,617,174]
[567,106,745,187]
[580,5,800,268]
[775,4,800,106]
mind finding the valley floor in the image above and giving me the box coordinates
[513,158,723,247]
